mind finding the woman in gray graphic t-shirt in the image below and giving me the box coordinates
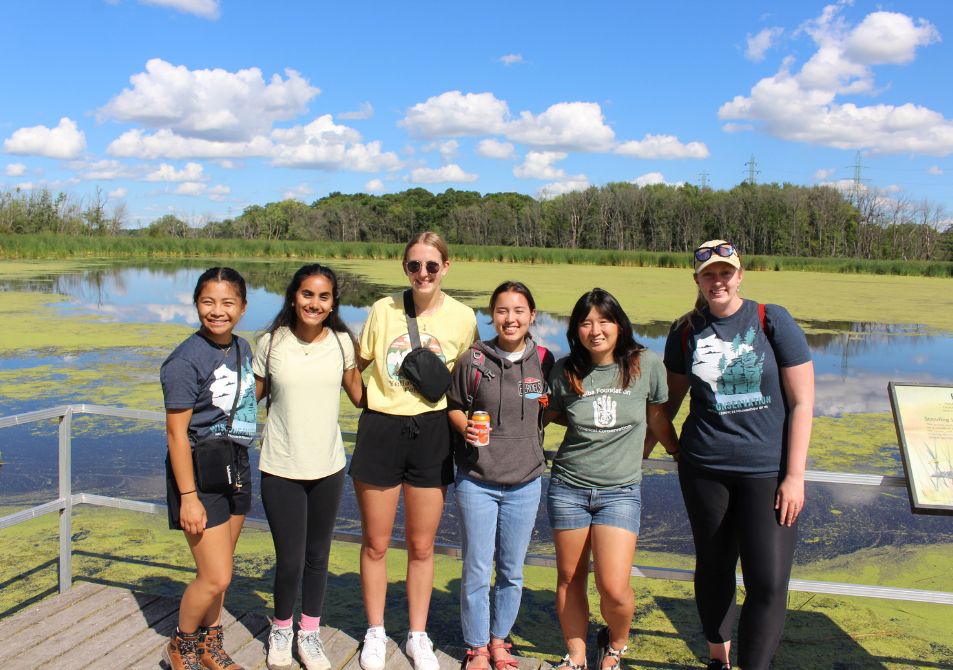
[543,289,680,670]
[655,240,814,670]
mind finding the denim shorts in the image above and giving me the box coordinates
[546,475,642,535]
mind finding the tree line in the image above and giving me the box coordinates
[2,181,950,261]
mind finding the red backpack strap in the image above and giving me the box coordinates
[536,345,555,381]
[758,302,767,332]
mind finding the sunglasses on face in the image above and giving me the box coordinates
[405,260,442,275]
[693,243,737,262]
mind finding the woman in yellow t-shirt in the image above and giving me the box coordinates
[350,231,479,670]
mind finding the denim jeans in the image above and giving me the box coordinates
[454,471,542,647]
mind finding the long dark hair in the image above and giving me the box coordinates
[193,267,247,304]
[263,264,353,339]
[564,288,645,395]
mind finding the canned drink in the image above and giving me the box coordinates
[472,411,490,447]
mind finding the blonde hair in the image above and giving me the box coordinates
[676,253,744,331]
[403,231,449,264]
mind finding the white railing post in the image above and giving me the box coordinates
[58,407,72,594]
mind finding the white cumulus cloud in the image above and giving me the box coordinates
[399,91,509,139]
[499,54,526,66]
[98,59,319,142]
[404,164,478,184]
[513,152,580,181]
[338,102,374,120]
[630,172,685,187]
[615,134,710,159]
[143,162,208,182]
[421,139,460,164]
[139,0,220,18]
[719,5,950,156]
[746,27,784,61]
[813,168,837,180]
[537,180,590,198]
[3,163,27,177]
[3,118,87,160]
[277,183,316,200]
[474,138,516,160]
[925,165,945,175]
[173,182,230,198]
[507,102,616,153]
[365,179,388,194]
[108,187,129,198]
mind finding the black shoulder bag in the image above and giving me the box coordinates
[192,342,245,494]
[399,290,452,403]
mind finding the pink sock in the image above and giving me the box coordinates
[300,614,321,632]
[273,617,293,629]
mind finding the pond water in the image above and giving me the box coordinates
[1,261,952,569]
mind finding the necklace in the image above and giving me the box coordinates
[298,328,330,356]
[214,339,232,356]
[416,292,444,332]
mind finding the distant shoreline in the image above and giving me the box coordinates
[3,234,953,278]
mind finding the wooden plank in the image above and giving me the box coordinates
[4,591,159,670]
[218,612,270,668]
[322,627,360,669]
[437,644,464,670]
[516,655,541,670]
[0,585,129,665]
[35,594,176,670]
[81,597,179,670]
[0,581,107,643]
[227,620,272,670]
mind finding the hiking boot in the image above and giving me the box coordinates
[705,660,731,670]
[163,630,203,670]
[266,623,297,670]
[197,625,244,670]
[298,629,332,670]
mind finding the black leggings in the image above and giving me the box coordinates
[678,460,798,670]
[260,468,346,620]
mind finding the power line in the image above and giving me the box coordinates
[698,170,709,190]
[743,155,760,184]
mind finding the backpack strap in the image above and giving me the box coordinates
[402,290,422,351]
[537,345,554,381]
[465,348,496,415]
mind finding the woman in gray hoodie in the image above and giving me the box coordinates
[447,281,555,670]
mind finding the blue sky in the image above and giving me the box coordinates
[2,0,951,225]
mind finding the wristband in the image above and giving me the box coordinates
[179,490,197,496]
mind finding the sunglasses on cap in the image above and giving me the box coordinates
[405,260,442,274]
[693,243,737,262]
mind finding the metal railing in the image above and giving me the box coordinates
[0,404,949,606]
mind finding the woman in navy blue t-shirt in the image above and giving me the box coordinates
[650,241,814,670]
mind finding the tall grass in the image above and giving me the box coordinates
[2,234,951,277]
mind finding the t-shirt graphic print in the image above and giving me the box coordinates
[386,332,446,388]
[208,357,258,439]
[692,326,770,414]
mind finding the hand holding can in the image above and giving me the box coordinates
[472,410,491,447]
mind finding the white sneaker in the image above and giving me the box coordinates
[298,629,332,670]
[360,626,388,670]
[405,632,440,670]
[266,624,296,670]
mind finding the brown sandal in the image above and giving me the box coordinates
[488,642,519,670]
[464,648,492,670]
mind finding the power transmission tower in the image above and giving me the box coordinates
[698,170,709,190]
[743,155,760,184]
[845,151,869,204]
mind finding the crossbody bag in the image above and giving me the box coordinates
[192,342,245,494]
[399,290,452,403]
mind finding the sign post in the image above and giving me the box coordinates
[888,382,953,516]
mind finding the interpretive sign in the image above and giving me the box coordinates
[888,382,953,516]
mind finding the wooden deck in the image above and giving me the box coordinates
[0,582,550,670]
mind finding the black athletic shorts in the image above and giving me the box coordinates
[348,409,454,488]
[165,446,252,531]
